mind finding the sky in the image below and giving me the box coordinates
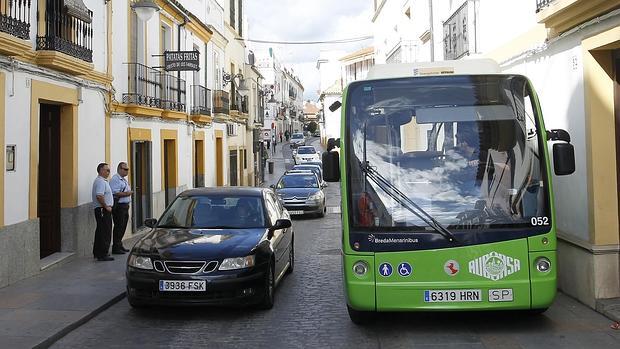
[246,0,373,102]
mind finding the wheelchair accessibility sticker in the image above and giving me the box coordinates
[398,262,412,277]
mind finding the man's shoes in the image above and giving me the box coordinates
[96,256,115,261]
[111,249,126,255]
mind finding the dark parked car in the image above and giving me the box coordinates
[126,188,294,309]
[272,172,326,217]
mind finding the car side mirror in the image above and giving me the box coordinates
[321,182,328,188]
[268,219,292,239]
[269,184,275,189]
[144,218,157,228]
[322,150,340,182]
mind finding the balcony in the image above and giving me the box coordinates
[213,90,230,115]
[230,91,242,112]
[36,0,93,72]
[1,0,30,40]
[536,0,620,35]
[0,0,32,56]
[123,63,163,110]
[122,63,186,118]
[159,73,186,113]
[191,85,212,116]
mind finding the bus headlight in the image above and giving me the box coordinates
[535,257,551,272]
[353,261,368,276]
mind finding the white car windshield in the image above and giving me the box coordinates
[297,147,316,154]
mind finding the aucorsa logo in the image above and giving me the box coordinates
[468,251,521,281]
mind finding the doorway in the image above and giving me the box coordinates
[216,136,223,186]
[229,149,238,186]
[194,139,205,187]
[163,139,177,207]
[131,141,152,231]
[38,104,61,258]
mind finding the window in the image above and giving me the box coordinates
[214,51,220,89]
[243,149,247,169]
[131,12,145,64]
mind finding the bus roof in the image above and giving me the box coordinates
[365,59,501,80]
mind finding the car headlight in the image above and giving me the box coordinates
[128,255,153,270]
[219,255,256,270]
[308,191,323,201]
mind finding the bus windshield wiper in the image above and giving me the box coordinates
[361,161,459,244]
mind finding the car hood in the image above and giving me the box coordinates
[133,228,267,260]
[276,188,319,199]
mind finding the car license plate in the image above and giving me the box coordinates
[288,210,304,215]
[159,280,206,292]
[424,289,482,302]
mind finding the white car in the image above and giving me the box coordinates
[294,146,320,164]
[290,133,305,147]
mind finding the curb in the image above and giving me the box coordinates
[33,292,127,349]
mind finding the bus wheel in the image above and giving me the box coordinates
[527,308,548,315]
[347,305,374,325]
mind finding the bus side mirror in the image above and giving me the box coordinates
[322,150,340,182]
[553,143,575,176]
[547,129,575,176]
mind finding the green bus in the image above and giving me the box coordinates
[321,59,576,324]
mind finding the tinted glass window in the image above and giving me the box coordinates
[158,195,266,229]
[277,175,318,188]
[291,134,304,139]
[297,147,316,154]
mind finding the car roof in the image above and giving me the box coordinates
[180,187,267,197]
[281,172,317,177]
[297,146,315,149]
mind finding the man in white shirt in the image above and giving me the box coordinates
[92,163,114,261]
[110,162,133,254]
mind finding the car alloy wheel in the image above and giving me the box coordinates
[286,238,294,274]
[258,261,275,309]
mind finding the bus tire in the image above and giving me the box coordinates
[527,308,548,315]
[347,305,374,325]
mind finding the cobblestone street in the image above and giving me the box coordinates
[48,140,620,349]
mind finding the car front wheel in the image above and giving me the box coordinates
[258,261,275,309]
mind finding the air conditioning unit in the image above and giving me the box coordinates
[227,123,238,136]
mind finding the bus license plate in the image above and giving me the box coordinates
[159,280,206,292]
[424,289,482,302]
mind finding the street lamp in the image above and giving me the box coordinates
[223,72,250,97]
[131,0,160,22]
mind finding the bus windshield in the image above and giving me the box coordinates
[346,75,550,232]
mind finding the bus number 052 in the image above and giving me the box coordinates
[531,217,549,226]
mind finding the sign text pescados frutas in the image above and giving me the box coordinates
[164,50,200,71]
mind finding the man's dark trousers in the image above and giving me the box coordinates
[112,203,130,251]
[93,207,112,258]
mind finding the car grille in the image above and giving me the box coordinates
[164,261,206,274]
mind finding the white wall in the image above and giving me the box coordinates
[77,89,107,206]
[323,95,342,141]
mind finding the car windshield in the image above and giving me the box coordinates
[158,195,267,229]
[292,134,304,139]
[346,75,550,230]
[278,175,318,189]
[297,147,316,154]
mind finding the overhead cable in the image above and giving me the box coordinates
[239,35,373,45]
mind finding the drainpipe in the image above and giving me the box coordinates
[429,0,434,62]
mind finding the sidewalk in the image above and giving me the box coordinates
[0,233,144,349]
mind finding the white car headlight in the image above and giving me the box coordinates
[219,255,256,270]
[128,255,153,270]
[308,191,323,201]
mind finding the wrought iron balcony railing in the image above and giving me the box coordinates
[37,0,93,62]
[230,91,242,111]
[123,62,163,108]
[241,96,249,114]
[536,0,554,12]
[213,90,229,114]
[159,72,186,112]
[191,85,212,116]
[1,0,31,40]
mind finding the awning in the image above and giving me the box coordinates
[64,0,92,24]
